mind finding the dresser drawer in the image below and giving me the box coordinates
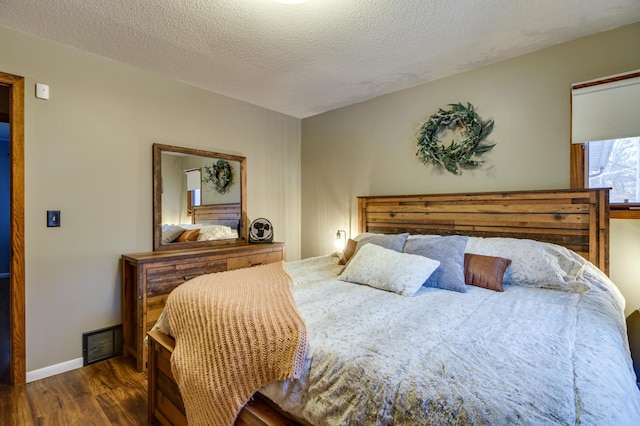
[145,259,227,297]
[227,250,284,270]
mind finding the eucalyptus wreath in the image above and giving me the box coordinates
[416,102,495,175]
[202,159,233,194]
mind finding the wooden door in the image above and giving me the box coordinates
[0,71,25,386]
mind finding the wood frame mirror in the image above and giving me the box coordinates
[153,143,247,251]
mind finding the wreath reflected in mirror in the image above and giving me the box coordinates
[202,159,233,194]
[416,102,495,175]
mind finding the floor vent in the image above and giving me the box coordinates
[82,324,123,366]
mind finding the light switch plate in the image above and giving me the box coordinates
[47,210,60,227]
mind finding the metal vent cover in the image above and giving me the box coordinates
[82,324,122,366]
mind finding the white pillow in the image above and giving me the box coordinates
[339,243,440,296]
[465,237,589,292]
[197,224,237,241]
[179,223,201,230]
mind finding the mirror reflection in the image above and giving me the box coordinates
[153,143,247,251]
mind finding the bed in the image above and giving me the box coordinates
[160,203,241,243]
[147,188,640,425]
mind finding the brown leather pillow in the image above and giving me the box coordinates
[464,253,512,292]
[338,239,358,265]
[176,229,200,242]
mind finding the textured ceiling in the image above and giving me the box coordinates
[1,0,639,118]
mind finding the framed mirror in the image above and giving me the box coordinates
[153,143,247,251]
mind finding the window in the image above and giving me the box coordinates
[571,71,640,218]
[185,169,201,216]
[186,189,201,216]
[587,137,640,203]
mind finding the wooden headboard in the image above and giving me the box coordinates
[358,188,609,274]
[192,203,241,228]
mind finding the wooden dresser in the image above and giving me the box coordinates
[121,242,286,372]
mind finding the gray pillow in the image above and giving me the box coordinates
[161,225,185,244]
[355,232,409,254]
[403,235,469,293]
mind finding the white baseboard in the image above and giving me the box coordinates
[26,357,84,383]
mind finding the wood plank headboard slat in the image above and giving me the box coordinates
[358,188,610,274]
[192,203,241,227]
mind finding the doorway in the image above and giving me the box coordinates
[0,119,9,383]
[0,71,25,386]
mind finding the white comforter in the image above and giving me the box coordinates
[259,254,640,425]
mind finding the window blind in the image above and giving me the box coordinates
[185,169,201,191]
[571,71,640,144]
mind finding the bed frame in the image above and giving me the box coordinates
[147,188,610,425]
[147,330,306,426]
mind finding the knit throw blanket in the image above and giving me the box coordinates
[165,261,307,426]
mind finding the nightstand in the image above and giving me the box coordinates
[626,310,640,387]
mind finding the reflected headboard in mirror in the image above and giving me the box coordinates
[153,143,247,251]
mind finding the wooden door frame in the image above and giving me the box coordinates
[1,71,25,386]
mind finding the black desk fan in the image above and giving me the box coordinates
[249,218,273,243]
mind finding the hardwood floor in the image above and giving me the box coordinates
[0,356,148,425]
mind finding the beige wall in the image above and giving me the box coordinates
[3,20,639,374]
[301,22,640,314]
[0,26,301,372]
